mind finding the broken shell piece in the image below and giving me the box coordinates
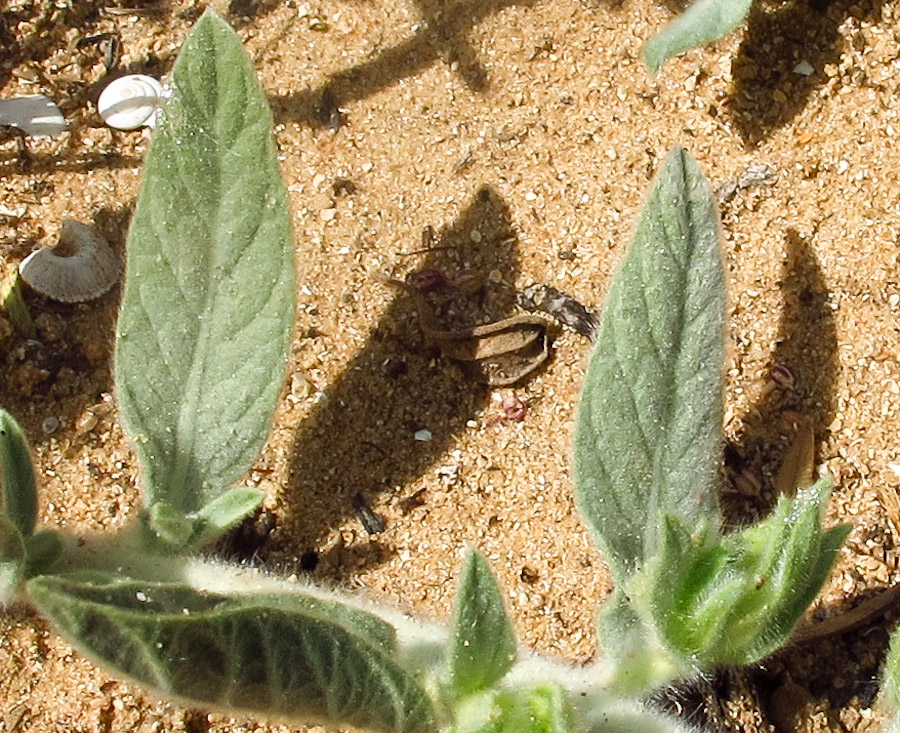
[19,220,120,303]
[0,95,67,137]
[97,74,163,130]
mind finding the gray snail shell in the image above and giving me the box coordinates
[19,220,120,303]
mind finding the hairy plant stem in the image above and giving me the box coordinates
[42,529,703,732]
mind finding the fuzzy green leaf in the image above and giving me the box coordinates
[449,550,517,697]
[188,486,265,550]
[517,684,580,732]
[114,10,295,526]
[144,487,265,552]
[573,147,725,577]
[882,625,900,729]
[22,529,63,577]
[28,573,435,733]
[0,515,25,602]
[595,589,686,695]
[644,0,754,74]
[450,684,580,733]
[0,409,38,537]
[645,477,850,666]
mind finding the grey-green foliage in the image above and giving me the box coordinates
[28,573,434,732]
[448,550,517,698]
[0,8,846,727]
[18,10,438,732]
[574,147,725,578]
[644,0,753,74]
[641,477,850,665]
[574,147,849,692]
[0,409,37,537]
[444,552,585,732]
[114,8,295,549]
[450,683,581,733]
[881,625,900,733]
[0,409,62,599]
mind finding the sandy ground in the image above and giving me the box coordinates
[3,0,900,730]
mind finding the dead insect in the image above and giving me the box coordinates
[516,283,598,339]
[407,268,446,293]
[398,488,427,513]
[387,278,552,385]
[352,492,386,534]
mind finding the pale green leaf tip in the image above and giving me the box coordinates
[186,486,266,551]
[449,549,517,698]
[0,408,38,537]
[642,0,753,73]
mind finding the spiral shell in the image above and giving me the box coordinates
[97,75,163,131]
[19,220,120,303]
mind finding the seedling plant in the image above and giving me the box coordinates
[0,10,849,732]
[643,0,752,73]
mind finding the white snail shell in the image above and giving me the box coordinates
[19,220,120,303]
[98,74,164,131]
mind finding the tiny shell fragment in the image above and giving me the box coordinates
[19,220,120,303]
[0,95,67,137]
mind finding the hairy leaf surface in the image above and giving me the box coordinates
[644,0,754,74]
[114,10,295,523]
[646,477,850,666]
[28,574,434,732]
[573,147,725,577]
[883,626,900,725]
[449,550,516,697]
[0,409,37,537]
[0,515,24,601]
[451,684,580,732]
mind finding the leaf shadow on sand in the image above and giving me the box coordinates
[656,227,900,728]
[722,227,838,524]
[267,185,525,578]
[725,0,889,146]
[269,0,538,129]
